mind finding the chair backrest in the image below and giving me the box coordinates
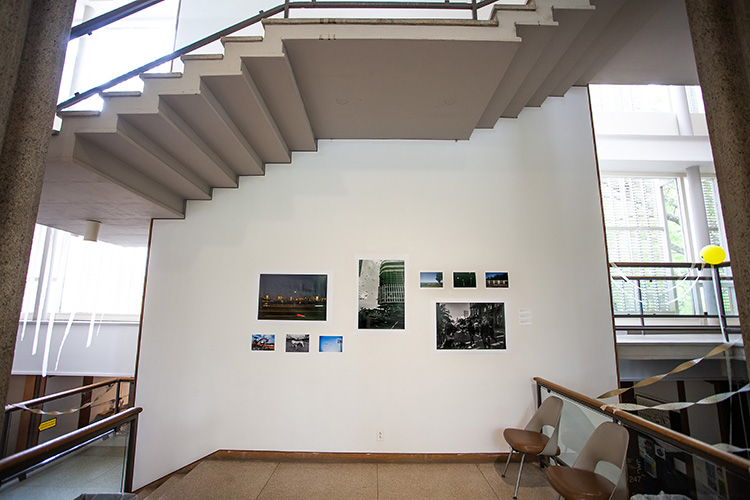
[573,421,630,474]
[524,396,563,456]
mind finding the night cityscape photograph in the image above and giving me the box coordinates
[258,274,327,321]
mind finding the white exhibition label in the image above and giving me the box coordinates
[518,308,532,326]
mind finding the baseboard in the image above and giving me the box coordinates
[211,450,507,463]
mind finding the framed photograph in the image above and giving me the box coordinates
[258,274,327,321]
[420,272,443,288]
[358,259,405,329]
[319,335,343,352]
[252,334,276,351]
[485,272,509,288]
[453,272,476,288]
[436,302,506,350]
[285,334,310,353]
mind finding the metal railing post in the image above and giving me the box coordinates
[711,265,729,343]
[284,0,290,18]
[637,278,645,334]
[471,0,477,20]
[0,414,10,459]
[115,381,121,414]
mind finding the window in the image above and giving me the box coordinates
[20,225,147,322]
[601,175,729,316]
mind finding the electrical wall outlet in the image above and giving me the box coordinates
[377,430,384,441]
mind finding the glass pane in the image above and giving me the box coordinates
[0,423,131,499]
[539,382,750,499]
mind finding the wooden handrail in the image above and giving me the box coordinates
[4,378,134,413]
[534,377,750,476]
[0,406,141,483]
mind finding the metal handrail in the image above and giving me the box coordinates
[70,0,166,40]
[3,377,133,413]
[57,0,509,110]
[608,261,738,339]
[534,377,750,477]
[0,378,135,460]
[0,407,141,489]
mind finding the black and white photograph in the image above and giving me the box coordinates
[285,334,310,352]
[453,272,476,288]
[358,259,405,329]
[436,302,506,350]
[258,274,327,321]
[485,272,509,288]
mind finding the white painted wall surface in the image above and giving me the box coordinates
[134,87,618,488]
[13,322,138,377]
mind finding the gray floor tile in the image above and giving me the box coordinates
[478,460,559,500]
[257,462,378,500]
[377,463,499,500]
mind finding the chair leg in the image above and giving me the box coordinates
[513,453,526,499]
[502,449,514,477]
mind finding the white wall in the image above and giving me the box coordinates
[134,87,618,488]
[13,321,138,377]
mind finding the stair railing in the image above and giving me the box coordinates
[0,407,142,491]
[58,0,510,111]
[534,377,750,498]
[70,0,167,40]
[0,377,135,459]
[609,261,739,338]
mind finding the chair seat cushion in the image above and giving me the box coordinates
[545,466,616,500]
[503,428,550,455]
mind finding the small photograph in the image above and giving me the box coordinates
[285,334,310,353]
[436,302,506,350]
[319,335,343,353]
[453,272,476,288]
[485,272,509,288]
[420,272,443,288]
[358,259,405,330]
[252,334,275,351]
[258,274,327,321]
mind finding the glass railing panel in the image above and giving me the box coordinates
[0,422,131,499]
[60,0,181,111]
[539,388,618,481]
[2,380,133,458]
[609,262,739,334]
[537,379,750,500]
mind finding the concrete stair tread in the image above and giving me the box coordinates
[140,473,185,500]
[155,459,278,500]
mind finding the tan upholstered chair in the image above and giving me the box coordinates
[545,421,630,500]
[502,395,564,498]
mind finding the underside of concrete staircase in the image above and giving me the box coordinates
[40,0,696,246]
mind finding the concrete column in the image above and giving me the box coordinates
[0,0,34,144]
[0,0,76,414]
[669,86,694,136]
[685,1,750,375]
[685,165,717,316]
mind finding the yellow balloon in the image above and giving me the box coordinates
[700,245,726,265]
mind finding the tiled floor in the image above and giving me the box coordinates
[141,456,559,500]
[0,443,559,500]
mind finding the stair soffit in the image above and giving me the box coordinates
[285,38,520,140]
[43,2,701,246]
